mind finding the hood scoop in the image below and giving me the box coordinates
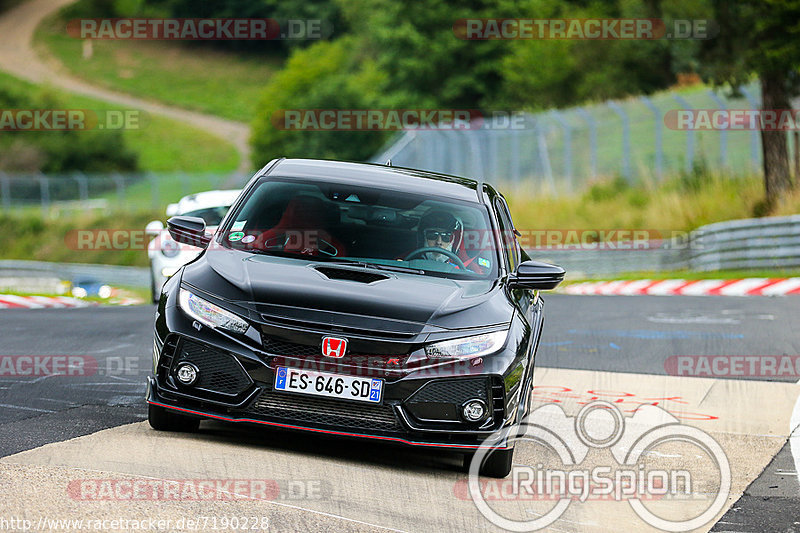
[314,266,390,284]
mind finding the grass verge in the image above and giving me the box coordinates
[0,71,239,173]
[35,8,280,123]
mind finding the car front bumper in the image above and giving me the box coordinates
[147,291,539,450]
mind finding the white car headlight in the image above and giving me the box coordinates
[424,330,508,359]
[179,289,248,334]
[161,238,180,258]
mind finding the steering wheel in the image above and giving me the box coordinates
[403,247,466,269]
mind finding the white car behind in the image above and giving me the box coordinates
[146,189,241,303]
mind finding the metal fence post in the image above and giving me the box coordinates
[112,173,125,205]
[607,101,632,181]
[673,95,695,174]
[0,173,9,211]
[639,96,663,181]
[73,172,89,202]
[549,110,572,187]
[740,86,761,172]
[510,128,521,185]
[708,90,728,169]
[36,174,50,215]
[576,108,597,179]
[535,122,555,192]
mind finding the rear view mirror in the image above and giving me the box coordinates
[167,216,211,248]
[508,260,565,290]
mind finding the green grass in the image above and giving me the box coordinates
[0,71,239,173]
[0,209,160,267]
[35,8,281,123]
[507,171,800,235]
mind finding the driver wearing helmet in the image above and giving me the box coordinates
[416,209,463,268]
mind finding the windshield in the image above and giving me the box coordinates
[183,206,231,227]
[220,177,499,279]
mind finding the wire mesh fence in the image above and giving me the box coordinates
[0,171,253,215]
[370,82,790,192]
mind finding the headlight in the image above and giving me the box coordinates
[161,239,180,258]
[424,330,508,359]
[178,289,249,334]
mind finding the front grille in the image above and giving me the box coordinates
[174,339,252,396]
[247,391,401,431]
[409,378,490,404]
[261,335,384,357]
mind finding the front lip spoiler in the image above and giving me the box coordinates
[146,378,510,451]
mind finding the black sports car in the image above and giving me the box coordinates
[147,158,564,477]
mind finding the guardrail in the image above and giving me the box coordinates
[689,215,800,271]
[0,260,149,288]
[527,215,800,277]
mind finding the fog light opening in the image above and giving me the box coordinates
[462,399,487,422]
[176,363,199,386]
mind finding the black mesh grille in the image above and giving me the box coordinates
[315,267,389,284]
[261,336,319,357]
[261,335,378,357]
[175,340,252,396]
[409,378,490,404]
[247,391,401,431]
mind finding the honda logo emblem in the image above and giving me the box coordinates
[321,336,348,358]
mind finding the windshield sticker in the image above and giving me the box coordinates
[478,257,491,269]
[228,231,245,242]
[231,221,246,231]
[241,235,256,244]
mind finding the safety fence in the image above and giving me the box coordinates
[370,82,788,192]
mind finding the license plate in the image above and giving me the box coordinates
[273,366,383,404]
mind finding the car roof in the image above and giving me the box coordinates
[174,190,241,215]
[266,159,484,204]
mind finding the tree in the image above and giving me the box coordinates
[699,0,800,208]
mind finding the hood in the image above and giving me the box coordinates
[181,248,513,332]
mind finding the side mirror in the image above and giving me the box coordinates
[145,220,164,236]
[167,216,211,248]
[508,260,565,290]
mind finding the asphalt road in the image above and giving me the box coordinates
[0,296,798,532]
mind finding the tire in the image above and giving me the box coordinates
[150,268,159,304]
[148,403,200,432]
[477,447,515,478]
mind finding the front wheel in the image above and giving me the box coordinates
[150,268,159,304]
[148,403,200,432]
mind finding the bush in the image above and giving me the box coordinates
[250,37,389,166]
[0,75,138,173]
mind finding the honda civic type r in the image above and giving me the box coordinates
[147,158,564,477]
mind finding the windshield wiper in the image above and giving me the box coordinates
[325,257,425,275]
